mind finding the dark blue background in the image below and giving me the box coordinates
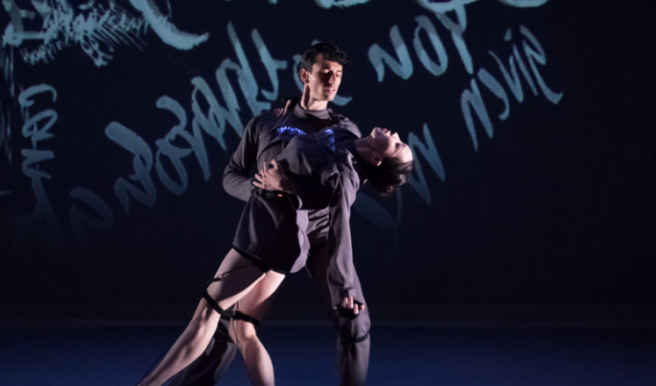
[1,0,654,308]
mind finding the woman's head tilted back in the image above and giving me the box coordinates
[357,127,414,196]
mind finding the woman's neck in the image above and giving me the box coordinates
[354,137,377,166]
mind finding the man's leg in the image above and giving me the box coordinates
[306,241,371,386]
[164,316,237,386]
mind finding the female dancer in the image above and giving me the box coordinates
[138,126,413,386]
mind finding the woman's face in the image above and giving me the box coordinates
[370,127,413,164]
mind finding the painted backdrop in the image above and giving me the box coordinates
[1,0,654,307]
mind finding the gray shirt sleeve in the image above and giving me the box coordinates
[334,117,362,141]
[329,112,363,140]
[223,116,260,202]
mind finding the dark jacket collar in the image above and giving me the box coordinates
[293,103,331,120]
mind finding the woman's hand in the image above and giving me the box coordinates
[253,159,291,193]
[272,99,294,117]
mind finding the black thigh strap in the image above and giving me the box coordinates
[342,329,370,344]
[354,330,370,343]
[202,291,227,317]
[232,311,261,327]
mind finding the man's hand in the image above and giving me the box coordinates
[337,295,365,320]
[253,159,291,193]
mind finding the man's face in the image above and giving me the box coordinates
[302,53,343,102]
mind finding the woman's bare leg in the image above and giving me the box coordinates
[140,249,267,386]
[229,271,285,386]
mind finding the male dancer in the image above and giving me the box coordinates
[166,43,370,386]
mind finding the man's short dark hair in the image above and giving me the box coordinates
[300,43,351,72]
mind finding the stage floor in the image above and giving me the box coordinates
[1,326,655,385]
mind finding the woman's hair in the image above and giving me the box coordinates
[361,156,414,196]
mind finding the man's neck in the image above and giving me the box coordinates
[300,92,329,111]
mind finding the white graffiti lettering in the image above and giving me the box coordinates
[413,15,449,77]
[105,122,157,215]
[3,1,148,67]
[155,95,209,195]
[461,25,562,151]
[10,84,63,252]
[408,124,445,205]
[370,0,552,82]
[0,102,11,165]
[314,0,371,9]
[63,22,288,239]
[368,25,414,82]
[253,29,288,102]
[128,0,209,50]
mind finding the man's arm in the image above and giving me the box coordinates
[223,116,261,202]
